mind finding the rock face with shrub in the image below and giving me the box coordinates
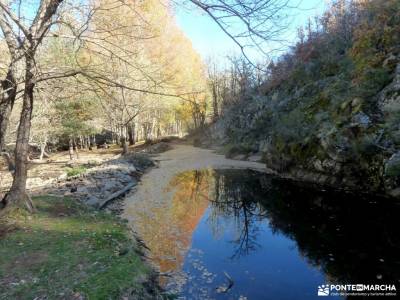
[209,0,400,197]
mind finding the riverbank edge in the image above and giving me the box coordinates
[0,142,174,300]
[188,133,399,200]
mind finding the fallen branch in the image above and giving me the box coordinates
[216,271,234,293]
[99,182,135,209]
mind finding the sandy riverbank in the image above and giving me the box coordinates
[123,142,270,222]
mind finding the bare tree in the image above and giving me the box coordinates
[0,0,68,211]
[0,9,19,152]
[0,0,296,212]
[207,59,222,121]
[188,0,293,64]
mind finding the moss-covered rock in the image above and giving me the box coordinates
[385,152,400,177]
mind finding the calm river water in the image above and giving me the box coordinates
[125,169,400,300]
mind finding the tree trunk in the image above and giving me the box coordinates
[0,66,17,152]
[157,126,161,138]
[119,126,125,146]
[73,138,79,159]
[39,137,47,161]
[128,123,135,145]
[69,138,74,160]
[121,137,128,155]
[212,83,219,121]
[115,127,120,145]
[87,136,92,150]
[2,57,35,212]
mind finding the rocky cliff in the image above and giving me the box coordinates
[207,1,400,197]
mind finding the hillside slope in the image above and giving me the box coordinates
[210,0,400,197]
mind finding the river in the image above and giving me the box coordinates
[122,143,400,300]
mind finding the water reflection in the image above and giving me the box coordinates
[211,170,400,283]
[126,170,210,285]
[126,169,400,299]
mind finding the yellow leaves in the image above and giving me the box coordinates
[83,0,208,130]
[76,49,92,68]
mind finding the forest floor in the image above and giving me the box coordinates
[0,144,133,195]
[0,141,170,300]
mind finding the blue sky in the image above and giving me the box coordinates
[175,0,327,63]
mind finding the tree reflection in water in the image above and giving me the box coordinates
[126,169,211,285]
[208,170,267,259]
[205,169,400,285]
[129,168,400,296]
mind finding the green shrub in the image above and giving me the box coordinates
[223,143,255,158]
[66,165,87,177]
[124,153,154,170]
[385,154,400,177]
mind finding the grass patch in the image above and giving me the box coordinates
[66,166,87,177]
[0,196,153,299]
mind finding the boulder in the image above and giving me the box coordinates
[322,159,341,173]
[385,151,400,177]
[350,112,371,129]
[86,196,100,207]
[248,154,263,162]
[77,186,89,194]
[388,187,400,198]
[312,159,324,172]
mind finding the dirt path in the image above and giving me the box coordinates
[122,143,270,220]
